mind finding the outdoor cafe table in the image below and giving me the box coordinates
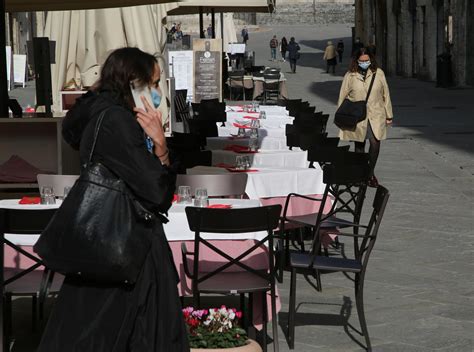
[0,198,279,329]
[226,74,289,100]
[206,135,291,151]
[211,149,309,168]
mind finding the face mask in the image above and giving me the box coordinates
[358,61,371,70]
[150,87,161,108]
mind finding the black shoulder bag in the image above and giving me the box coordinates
[334,72,376,130]
[34,109,155,284]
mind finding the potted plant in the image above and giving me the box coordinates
[183,306,262,352]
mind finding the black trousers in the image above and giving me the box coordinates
[289,59,297,72]
[354,123,380,177]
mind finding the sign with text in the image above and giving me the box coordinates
[168,50,193,102]
[13,54,27,87]
[193,38,222,103]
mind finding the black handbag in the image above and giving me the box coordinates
[34,109,156,284]
[334,72,376,130]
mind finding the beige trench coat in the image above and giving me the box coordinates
[337,68,393,142]
[323,45,337,60]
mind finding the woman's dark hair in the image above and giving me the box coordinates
[94,47,157,109]
[349,47,378,73]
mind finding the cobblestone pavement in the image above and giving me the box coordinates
[8,23,474,352]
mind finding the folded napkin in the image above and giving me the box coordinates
[172,194,178,203]
[233,122,252,129]
[224,144,251,152]
[207,204,233,209]
[19,196,41,204]
[243,115,259,120]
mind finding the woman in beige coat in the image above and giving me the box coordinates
[323,41,337,74]
[337,47,393,187]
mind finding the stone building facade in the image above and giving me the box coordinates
[355,0,473,87]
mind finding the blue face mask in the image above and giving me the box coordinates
[358,61,371,70]
[150,88,161,108]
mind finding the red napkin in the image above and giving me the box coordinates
[224,144,250,152]
[233,122,252,129]
[19,197,41,204]
[172,194,178,203]
[226,168,259,173]
[207,204,233,209]
[243,115,259,120]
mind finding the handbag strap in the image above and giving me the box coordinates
[88,108,111,163]
[365,72,377,104]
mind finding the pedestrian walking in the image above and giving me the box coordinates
[287,37,301,73]
[37,47,189,351]
[207,24,213,38]
[269,35,278,61]
[241,26,249,44]
[323,40,337,74]
[337,47,393,188]
[337,39,344,63]
[280,36,288,62]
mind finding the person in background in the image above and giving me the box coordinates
[352,37,364,55]
[337,39,345,63]
[241,26,249,44]
[337,47,393,188]
[323,40,337,74]
[269,35,279,61]
[175,23,183,40]
[287,37,301,73]
[207,24,213,38]
[37,47,189,351]
[280,36,288,62]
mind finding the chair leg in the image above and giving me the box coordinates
[262,291,268,352]
[32,294,38,332]
[240,293,247,329]
[355,274,371,351]
[248,293,256,341]
[270,285,279,352]
[288,268,297,350]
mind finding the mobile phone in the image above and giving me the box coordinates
[130,80,153,110]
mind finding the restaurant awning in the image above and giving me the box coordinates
[5,0,182,12]
[167,0,274,15]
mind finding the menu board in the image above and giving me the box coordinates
[193,39,222,103]
[168,50,193,102]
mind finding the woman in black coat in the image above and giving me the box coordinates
[37,48,189,351]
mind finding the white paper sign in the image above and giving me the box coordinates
[13,54,27,87]
[6,46,12,90]
[168,50,193,102]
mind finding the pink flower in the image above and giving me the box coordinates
[235,311,242,319]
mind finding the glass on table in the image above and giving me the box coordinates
[194,188,209,207]
[235,155,246,170]
[243,156,251,169]
[177,186,192,204]
[40,185,56,205]
[259,110,266,119]
[249,137,259,152]
[62,186,72,200]
[237,127,246,137]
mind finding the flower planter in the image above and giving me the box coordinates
[191,339,262,352]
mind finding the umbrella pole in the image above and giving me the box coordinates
[211,8,215,39]
[220,12,224,52]
[199,7,204,38]
[0,0,9,116]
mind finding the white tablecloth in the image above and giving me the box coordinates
[207,136,291,151]
[164,198,266,241]
[0,199,62,245]
[211,149,309,168]
[187,166,325,200]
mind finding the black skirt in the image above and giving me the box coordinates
[37,224,189,352]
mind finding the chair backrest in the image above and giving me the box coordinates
[355,186,390,268]
[228,70,245,78]
[199,99,226,123]
[0,208,56,235]
[263,73,281,81]
[37,174,79,197]
[167,132,205,152]
[176,173,248,197]
[185,205,281,291]
[174,89,190,123]
[177,151,213,173]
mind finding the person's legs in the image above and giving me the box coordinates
[332,63,336,74]
[326,61,330,73]
[338,52,343,63]
[367,124,381,177]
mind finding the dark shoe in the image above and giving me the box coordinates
[368,175,379,188]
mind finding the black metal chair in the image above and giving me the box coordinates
[174,89,191,124]
[277,153,371,283]
[287,186,390,351]
[0,208,63,346]
[263,73,281,104]
[182,205,281,352]
[228,71,246,100]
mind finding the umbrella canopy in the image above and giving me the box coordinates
[44,3,177,112]
[167,0,274,15]
[5,0,181,12]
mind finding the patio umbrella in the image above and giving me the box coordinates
[167,0,275,15]
[0,0,182,115]
[44,3,178,111]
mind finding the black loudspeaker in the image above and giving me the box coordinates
[8,99,22,117]
[33,37,53,116]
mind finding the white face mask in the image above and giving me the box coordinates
[358,61,371,70]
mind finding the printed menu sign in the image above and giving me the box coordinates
[193,39,222,103]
